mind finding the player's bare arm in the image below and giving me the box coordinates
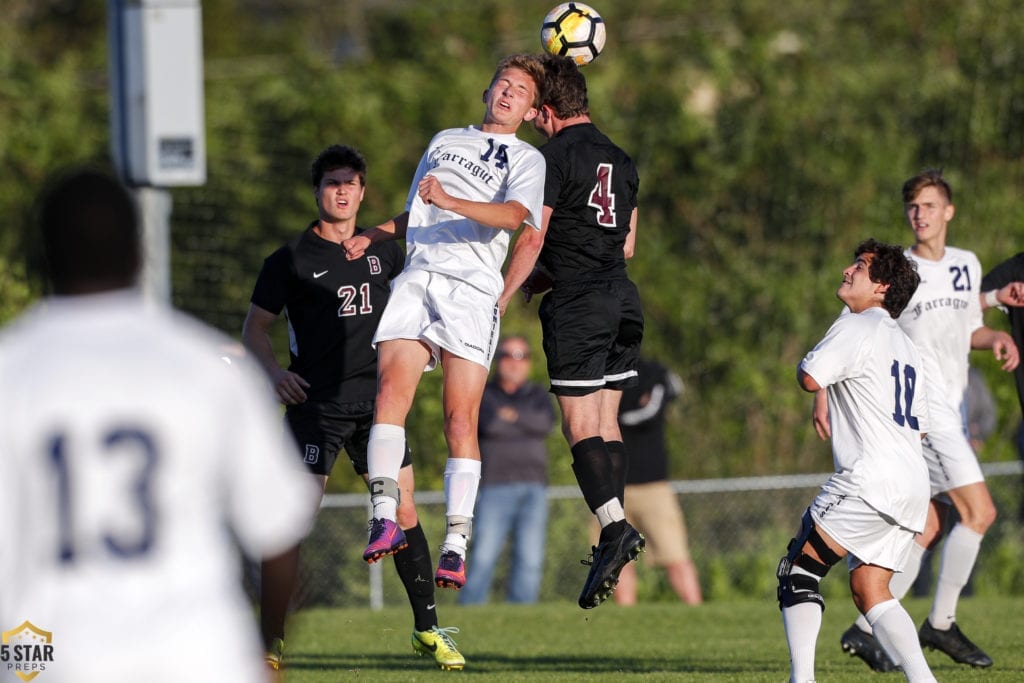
[799,370,832,443]
[797,368,822,393]
[498,208,550,313]
[623,207,639,259]
[343,212,409,260]
[417,174,530,230]
[980,281,1024,309]
[811,389,830,440]
[241,303,310,404]
[970,326,1020,371]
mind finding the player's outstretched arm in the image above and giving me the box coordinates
[971,326,1020,372]
[981,281,1024,309]
[343,212,408,260]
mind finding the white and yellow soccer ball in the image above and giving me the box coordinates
[540,3,606,66]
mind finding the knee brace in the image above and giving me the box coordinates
[777,511,842,611]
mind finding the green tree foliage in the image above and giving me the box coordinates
[3,0,1024,491]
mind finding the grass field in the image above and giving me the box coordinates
[278,595,1024,681]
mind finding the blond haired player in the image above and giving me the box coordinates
[341,55,546,634]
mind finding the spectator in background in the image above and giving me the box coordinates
[460,335,556,605]
[613,357,702,606]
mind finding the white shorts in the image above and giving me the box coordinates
[374,268,500,370]
[922,427,985,496]
[811,492,919,572]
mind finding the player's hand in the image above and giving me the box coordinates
[418,174,455,210]
[521,268,553,303]
[812,389,831,440]
[997,281,1024,307]
[342,235,370,261]
[992,332,1020,372]
[272,368,310,405]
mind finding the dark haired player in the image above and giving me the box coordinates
[501,53,645,609]
[782,239,936,683]
[0,168,316,682]
[826,171,1016,672]
[242,145,464,671]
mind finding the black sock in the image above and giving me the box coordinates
[393,523,438,632]
[606,440,628,505]
[571,436,616,513]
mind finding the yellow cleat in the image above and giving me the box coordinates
[412,626,465,671]
[265,637,285,671]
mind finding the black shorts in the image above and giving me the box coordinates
[285,400,412,476]
[539,278,644,397]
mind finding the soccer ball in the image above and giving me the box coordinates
[540,3,606,66]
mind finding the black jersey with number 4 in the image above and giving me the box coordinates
[250,222,403,404]
[538,122,640,284]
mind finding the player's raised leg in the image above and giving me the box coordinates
[364,339,430,563]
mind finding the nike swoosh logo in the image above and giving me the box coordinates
[421,640,438,652]
[427,603,436,611]
[313,270,328,279]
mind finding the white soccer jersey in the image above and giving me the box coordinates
[0,291,316,683]
[403,125,546,299]
[800,307,931,532]
[899,246,984,422]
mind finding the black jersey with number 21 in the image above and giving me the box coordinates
[250,223,403,404]
[538,122,640,284]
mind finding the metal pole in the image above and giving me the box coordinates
[134,186,172,304]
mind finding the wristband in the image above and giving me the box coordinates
[984,289,1000,308]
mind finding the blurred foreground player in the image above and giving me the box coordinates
[0,169,315,683]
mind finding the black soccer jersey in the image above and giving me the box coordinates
[538,122,640,284]
[250,222,403,403]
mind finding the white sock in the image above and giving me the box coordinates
[443,458,480,555]
[782,598,822,683]
[930,524,982,629]
[595,497,625,528]
[867,599,936,682]
[367,423,406,521]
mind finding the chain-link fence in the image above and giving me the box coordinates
[282,463,1024,611]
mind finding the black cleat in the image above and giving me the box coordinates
[840,625,900,673]
[919,619,993,668]
[578,523,645,609]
